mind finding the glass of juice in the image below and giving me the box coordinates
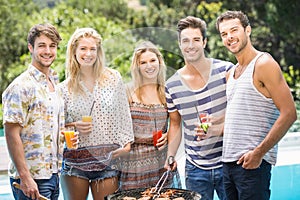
[153,129,162,147]
[199,111,210,134]
[64,127,78,149]
[82,115,92,122]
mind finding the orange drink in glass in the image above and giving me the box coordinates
[82,115,92,122]
[64,126,77,149]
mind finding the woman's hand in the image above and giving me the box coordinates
[112,142,131,158]
[71,132,79,149]
[156,133,168,150]
[74,121,92,135]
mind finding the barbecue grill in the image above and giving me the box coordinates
[107,188,201,200]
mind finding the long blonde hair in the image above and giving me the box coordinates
[129,41,166,104]
[65,27,107,94]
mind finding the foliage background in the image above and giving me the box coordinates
[0,0,299,130]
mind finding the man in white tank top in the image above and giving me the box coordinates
[216,10,297,200]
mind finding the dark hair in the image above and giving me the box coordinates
[177,16,207,41]
[216,10,250,33]
[27,23,62,47]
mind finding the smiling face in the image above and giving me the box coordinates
[138,50,160,84]
[218,18,251,55]
[28,34,58,72]
[179,27,207,63]
[75,37,97,68]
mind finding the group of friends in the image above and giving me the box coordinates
[2,10,297,200]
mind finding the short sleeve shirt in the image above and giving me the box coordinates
[2,65,65,179]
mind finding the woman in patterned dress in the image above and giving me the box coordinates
[59,28,134,200]
[119,41,181,191]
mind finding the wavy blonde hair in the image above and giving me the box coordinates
[65,27,109,94]
[129,41,166,104]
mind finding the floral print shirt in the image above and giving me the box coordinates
[2,65,65,179]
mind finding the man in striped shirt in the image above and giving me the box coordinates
[165,16,233,200]
[216,10,297,200]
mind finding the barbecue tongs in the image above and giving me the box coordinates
[151,156,175,199]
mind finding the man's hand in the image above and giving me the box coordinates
[164,156,177,171]
[237,150,263,169]
[194,122,210,140]
[20,177,40,200]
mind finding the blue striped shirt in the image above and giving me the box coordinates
[166,58,233,169]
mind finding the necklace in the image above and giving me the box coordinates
[234,65,247,78]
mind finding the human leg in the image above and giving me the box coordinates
[231,160,271,200]
[90,167,119,200]
[223,162,238,200]
[60,174,90,200]
[60,164,90,200]
[90,177,118,200]
[35,173,60,200]
[213,167,227,200]
[185,160,214,200]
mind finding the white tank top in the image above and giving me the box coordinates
[223,52,280,165]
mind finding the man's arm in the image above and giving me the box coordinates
[165,111,182,170]
[238,54,297,169]
[5,123,40,199]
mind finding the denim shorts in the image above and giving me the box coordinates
[61,163,119,181]
[10,173,59,200]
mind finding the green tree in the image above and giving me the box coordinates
[215,0,300,99]
[144,0,300,101]
[0,0,299,130]
[7,2,127,81]
[0,0,38,101]
[0,1,129,128]
[63,0,130,24]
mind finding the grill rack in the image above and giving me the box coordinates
[107,188,201,200]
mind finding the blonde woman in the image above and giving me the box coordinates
[119,41,181,190]
[59,28,134,200]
